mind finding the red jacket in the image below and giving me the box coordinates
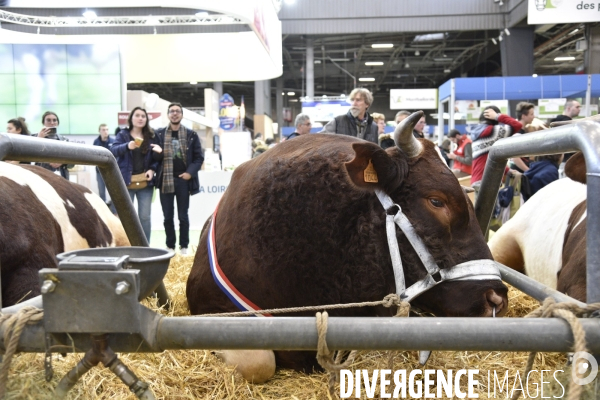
[471,115,522,184]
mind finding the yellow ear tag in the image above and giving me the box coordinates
[364,159,378,183]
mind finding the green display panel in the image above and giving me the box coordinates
[1,44,121,135]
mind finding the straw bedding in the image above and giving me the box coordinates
[2,250,596,399]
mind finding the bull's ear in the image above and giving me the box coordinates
[565,152,587,184]
[345,142,406,191]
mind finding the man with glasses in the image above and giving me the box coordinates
[287,113,312,139]
[155,103,204,256]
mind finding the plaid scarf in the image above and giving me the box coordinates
[162,124,188,193]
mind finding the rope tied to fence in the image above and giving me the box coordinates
[0,306,44,399]
[315,294,410,395]
[511,298,600,400]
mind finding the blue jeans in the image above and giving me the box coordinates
[128,186,154,242]
[159,177,190,249]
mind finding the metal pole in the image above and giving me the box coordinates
[4,316,600,354]
[449,79,455,130]
[0,134,170,305]
[498,264,586,307]
[306,38,314,99]
[437,99,445,146]
[474,121,600,303]
[585,74,592,118]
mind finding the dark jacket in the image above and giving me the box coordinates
[523,160,559,202]
[110,129,162,187]
[322,111,378,144]
[93,135,115,172]
[154,126,204,195]
[287,132,300,140]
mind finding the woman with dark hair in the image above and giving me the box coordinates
[111,107,163,241]
[469,105,522,186]
[35,111,72,179]
[7,117,31,136]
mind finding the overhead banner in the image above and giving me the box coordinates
[390,89,438,110]
[528,0,600,24]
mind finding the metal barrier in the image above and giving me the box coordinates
[0,133,170,307]
[474,120,600,303]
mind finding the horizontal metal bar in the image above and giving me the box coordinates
[4,314,600,354]
[498,264,587,308]
[155,317,600,353]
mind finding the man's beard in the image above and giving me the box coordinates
[349,107,361,117]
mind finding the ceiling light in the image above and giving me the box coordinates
[413,33,446,42]
[340,94,346,97]
[415,50,420,56]
[404,63,410,68]
[82,10,97,18]
[498,35,503,42]
[532,74,538,78]
[358,77,375,82]
[498,0,503,6]
[282,92,285,95]
[287,92,296,96]
[365,61,384,66]
[433,58,453,62]
[314,60,322,64]
[371,44,394,49]
[569,28,580,35]
[146,16,159,25]
[491,38,497,45]
[444,69,451,73]
[190,81,197,85]
[330,58,350,62]
[195,11,209,17]
[504,28,510,36]
[554,56,575,61]
[289,99,298,102]
[322,95,328,98]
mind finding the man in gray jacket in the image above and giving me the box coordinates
[319,88,378,143]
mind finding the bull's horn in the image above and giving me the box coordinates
[394,111,424,158]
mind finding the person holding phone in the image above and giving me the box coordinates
[111,107,163,241]
[35,111,72,179]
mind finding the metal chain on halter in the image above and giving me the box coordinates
[0,306,44,398]
[315,294,411,396]
[511,298,600,400]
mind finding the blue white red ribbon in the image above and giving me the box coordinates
[207,204,271,317]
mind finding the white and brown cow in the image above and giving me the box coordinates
[488,152,588,301]
[0,162,129,307]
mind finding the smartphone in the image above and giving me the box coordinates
[48,127,57,135]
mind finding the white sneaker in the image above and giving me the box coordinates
[180,247,188,256]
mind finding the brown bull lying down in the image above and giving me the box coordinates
[0,163,130,307]
[489,152,589,302]
[186,112,508,382]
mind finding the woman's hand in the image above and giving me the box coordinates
[179,172,191,180]
[483,109,499,121]
[38,127,51,138]
[128,140,138,150]
[150,144,163,153]
[145,170,155,181]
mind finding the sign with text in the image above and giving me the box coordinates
[528,0,600,24]
[390,89,438,110]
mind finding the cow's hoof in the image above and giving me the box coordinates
[215,350,276,383]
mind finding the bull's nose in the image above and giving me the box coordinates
[484,289,508,317]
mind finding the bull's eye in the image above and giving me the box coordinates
[429,198,444,208]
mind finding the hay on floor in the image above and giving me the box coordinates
[2,251,593,399]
